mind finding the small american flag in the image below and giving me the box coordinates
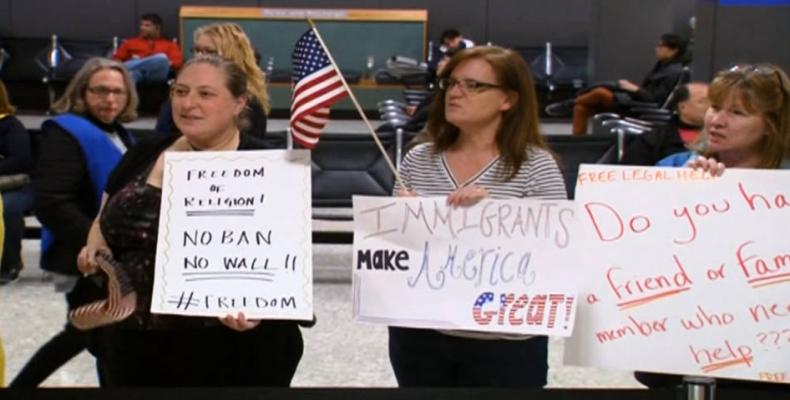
[290,29,347,148]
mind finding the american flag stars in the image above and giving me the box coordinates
[289,29,347,148]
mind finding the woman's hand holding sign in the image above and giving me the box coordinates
[447,184,489,207]
[688,155,726,177]
[397,188,417,197]
[220,312,261,331]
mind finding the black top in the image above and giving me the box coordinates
[33,113,133,275]
[633,60,685,104]
[620,115,696,166]
[0,114,32,175]
[154,96,268,140]
[101,132,273,329]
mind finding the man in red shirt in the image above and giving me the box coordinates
[112,13,182,84]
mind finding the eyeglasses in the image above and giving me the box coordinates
[191,46,218,56]
[727,64,784,83]
[438,77,502,93]
[727,64,787,100]
[86,86,127,97]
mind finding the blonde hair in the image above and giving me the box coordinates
[51,57,138,122]
[194,23,270,114]
[692,64,790,169]
[0,80,17,115]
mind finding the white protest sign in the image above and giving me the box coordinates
[565,164,790,384]
[352,196,578,336]
[151,150,313,321]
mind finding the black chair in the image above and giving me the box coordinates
[544,133,618,199]
[0,36,117,112]
[295,131,397,210]
[49,38,113,107]
[0,37,51,110]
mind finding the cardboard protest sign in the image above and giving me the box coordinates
[151,150,313,320]
[565,164,790,384]
[352,196,578,336]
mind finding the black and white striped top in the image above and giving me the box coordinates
[395,142,567,201]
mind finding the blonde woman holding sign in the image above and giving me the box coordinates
[391,46,566,388]
[658,64,790,174]
[643,64,790,390]
[77,55,303,387]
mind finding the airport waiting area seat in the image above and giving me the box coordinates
[615,66,691,120]
[0,36,171,115]
[22,125,620,242]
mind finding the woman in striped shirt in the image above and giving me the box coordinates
[390,46,566,388]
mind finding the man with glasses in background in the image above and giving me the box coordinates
[112,13,183,84]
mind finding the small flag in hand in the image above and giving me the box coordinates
[290,29,347,148]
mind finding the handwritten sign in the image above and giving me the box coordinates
[151,150,313,321]
[565,165,790,384]
[352,196,578,336]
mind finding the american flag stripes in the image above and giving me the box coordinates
[290,29,348,148]
[472,291,496,324]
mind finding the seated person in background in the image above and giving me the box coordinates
[428,30,474,84]
[641,64,790,391]
[0,80,33,285]
[156,23,269,139]
[112,13,183,85]
[546,33,686,135]
[674,82,709,143]
[378,52,455,134]
[440,29,475,54]
[620,82,709,165]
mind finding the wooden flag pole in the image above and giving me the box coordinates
[306,19,406,190]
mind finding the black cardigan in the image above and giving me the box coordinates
[33,115,134,275]
[632,60,685,104]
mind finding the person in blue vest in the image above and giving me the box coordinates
[10,57,138,386]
